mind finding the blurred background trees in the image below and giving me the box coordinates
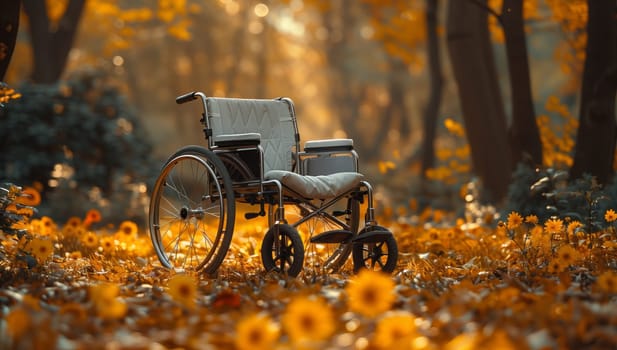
[570,0,617,185]
[22,0,85,84]
[1,0,614,222]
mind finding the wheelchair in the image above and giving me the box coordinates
[148,92,398,277]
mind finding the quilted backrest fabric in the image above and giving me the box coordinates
[206,97,299,173]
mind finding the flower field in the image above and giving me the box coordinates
[2,185,617,349]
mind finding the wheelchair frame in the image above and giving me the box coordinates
[148,92,398,276]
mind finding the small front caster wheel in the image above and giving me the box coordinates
[352,225,398,273]
[261,224,304,277]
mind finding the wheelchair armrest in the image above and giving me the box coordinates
[304,138,353,152]
[213,133,261,148]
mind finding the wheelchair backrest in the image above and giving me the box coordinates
[205,97,300,173]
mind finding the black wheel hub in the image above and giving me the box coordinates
[180,207,189,220]
[372,244,382,256]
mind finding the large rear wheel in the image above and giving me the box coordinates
[149,146,235,274]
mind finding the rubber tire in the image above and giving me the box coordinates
[261,224,304,277]
[149,145,235,274]
[352,225,398,273]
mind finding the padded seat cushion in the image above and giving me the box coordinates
[265,170,363,199]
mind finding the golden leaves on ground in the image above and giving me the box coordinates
[2,206,617,348]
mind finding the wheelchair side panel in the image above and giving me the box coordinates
[301,150,358,176]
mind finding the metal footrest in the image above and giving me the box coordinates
[309,229,353,244]
[352,230,392,244]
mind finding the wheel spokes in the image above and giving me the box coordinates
[150,149,236,274]
[360,241,389,270]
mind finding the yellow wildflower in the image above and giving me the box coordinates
[235,313,280,350]
[506,212,523,230]
[427,229,440,242]
[99,236,116,254]
[556,244,580,266]
[605,209,617,223]
[282,296,335,344]
[62,225,77,238]
[39,216,56,236]
[117,220,138,240]
[83,208,102,228]
[596,271,617,294]
[525,215,539,225]
[81,231,99,249]
[346,269,396,318]
[373,311,418,349]
[65,216,82,229]
[567,221,583,236]
[5,307,31,340]
[74,226,86,237]
[29,219,42,233]
[90,283,127,320]
[167,273,198,308]
[544,217,564,234]
[27,237,54,262]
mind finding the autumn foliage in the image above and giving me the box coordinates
[2,0,616,349]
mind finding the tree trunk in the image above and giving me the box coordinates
[255,14,270,99]
[23,0,85,84]
[446,0,512,202]
[0,0,20,81]
[570,0,617,184]
[225,4,251,96]
[501,0,543,167]
[323,0,366,156]
[420,0,443,180]
[374,58,406,152]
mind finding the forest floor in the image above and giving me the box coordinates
[2,207,617,350]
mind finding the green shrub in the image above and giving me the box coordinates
[504,163,617,231]
[0,70,156,223]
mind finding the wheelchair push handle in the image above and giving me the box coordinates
[176,91,198,104]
